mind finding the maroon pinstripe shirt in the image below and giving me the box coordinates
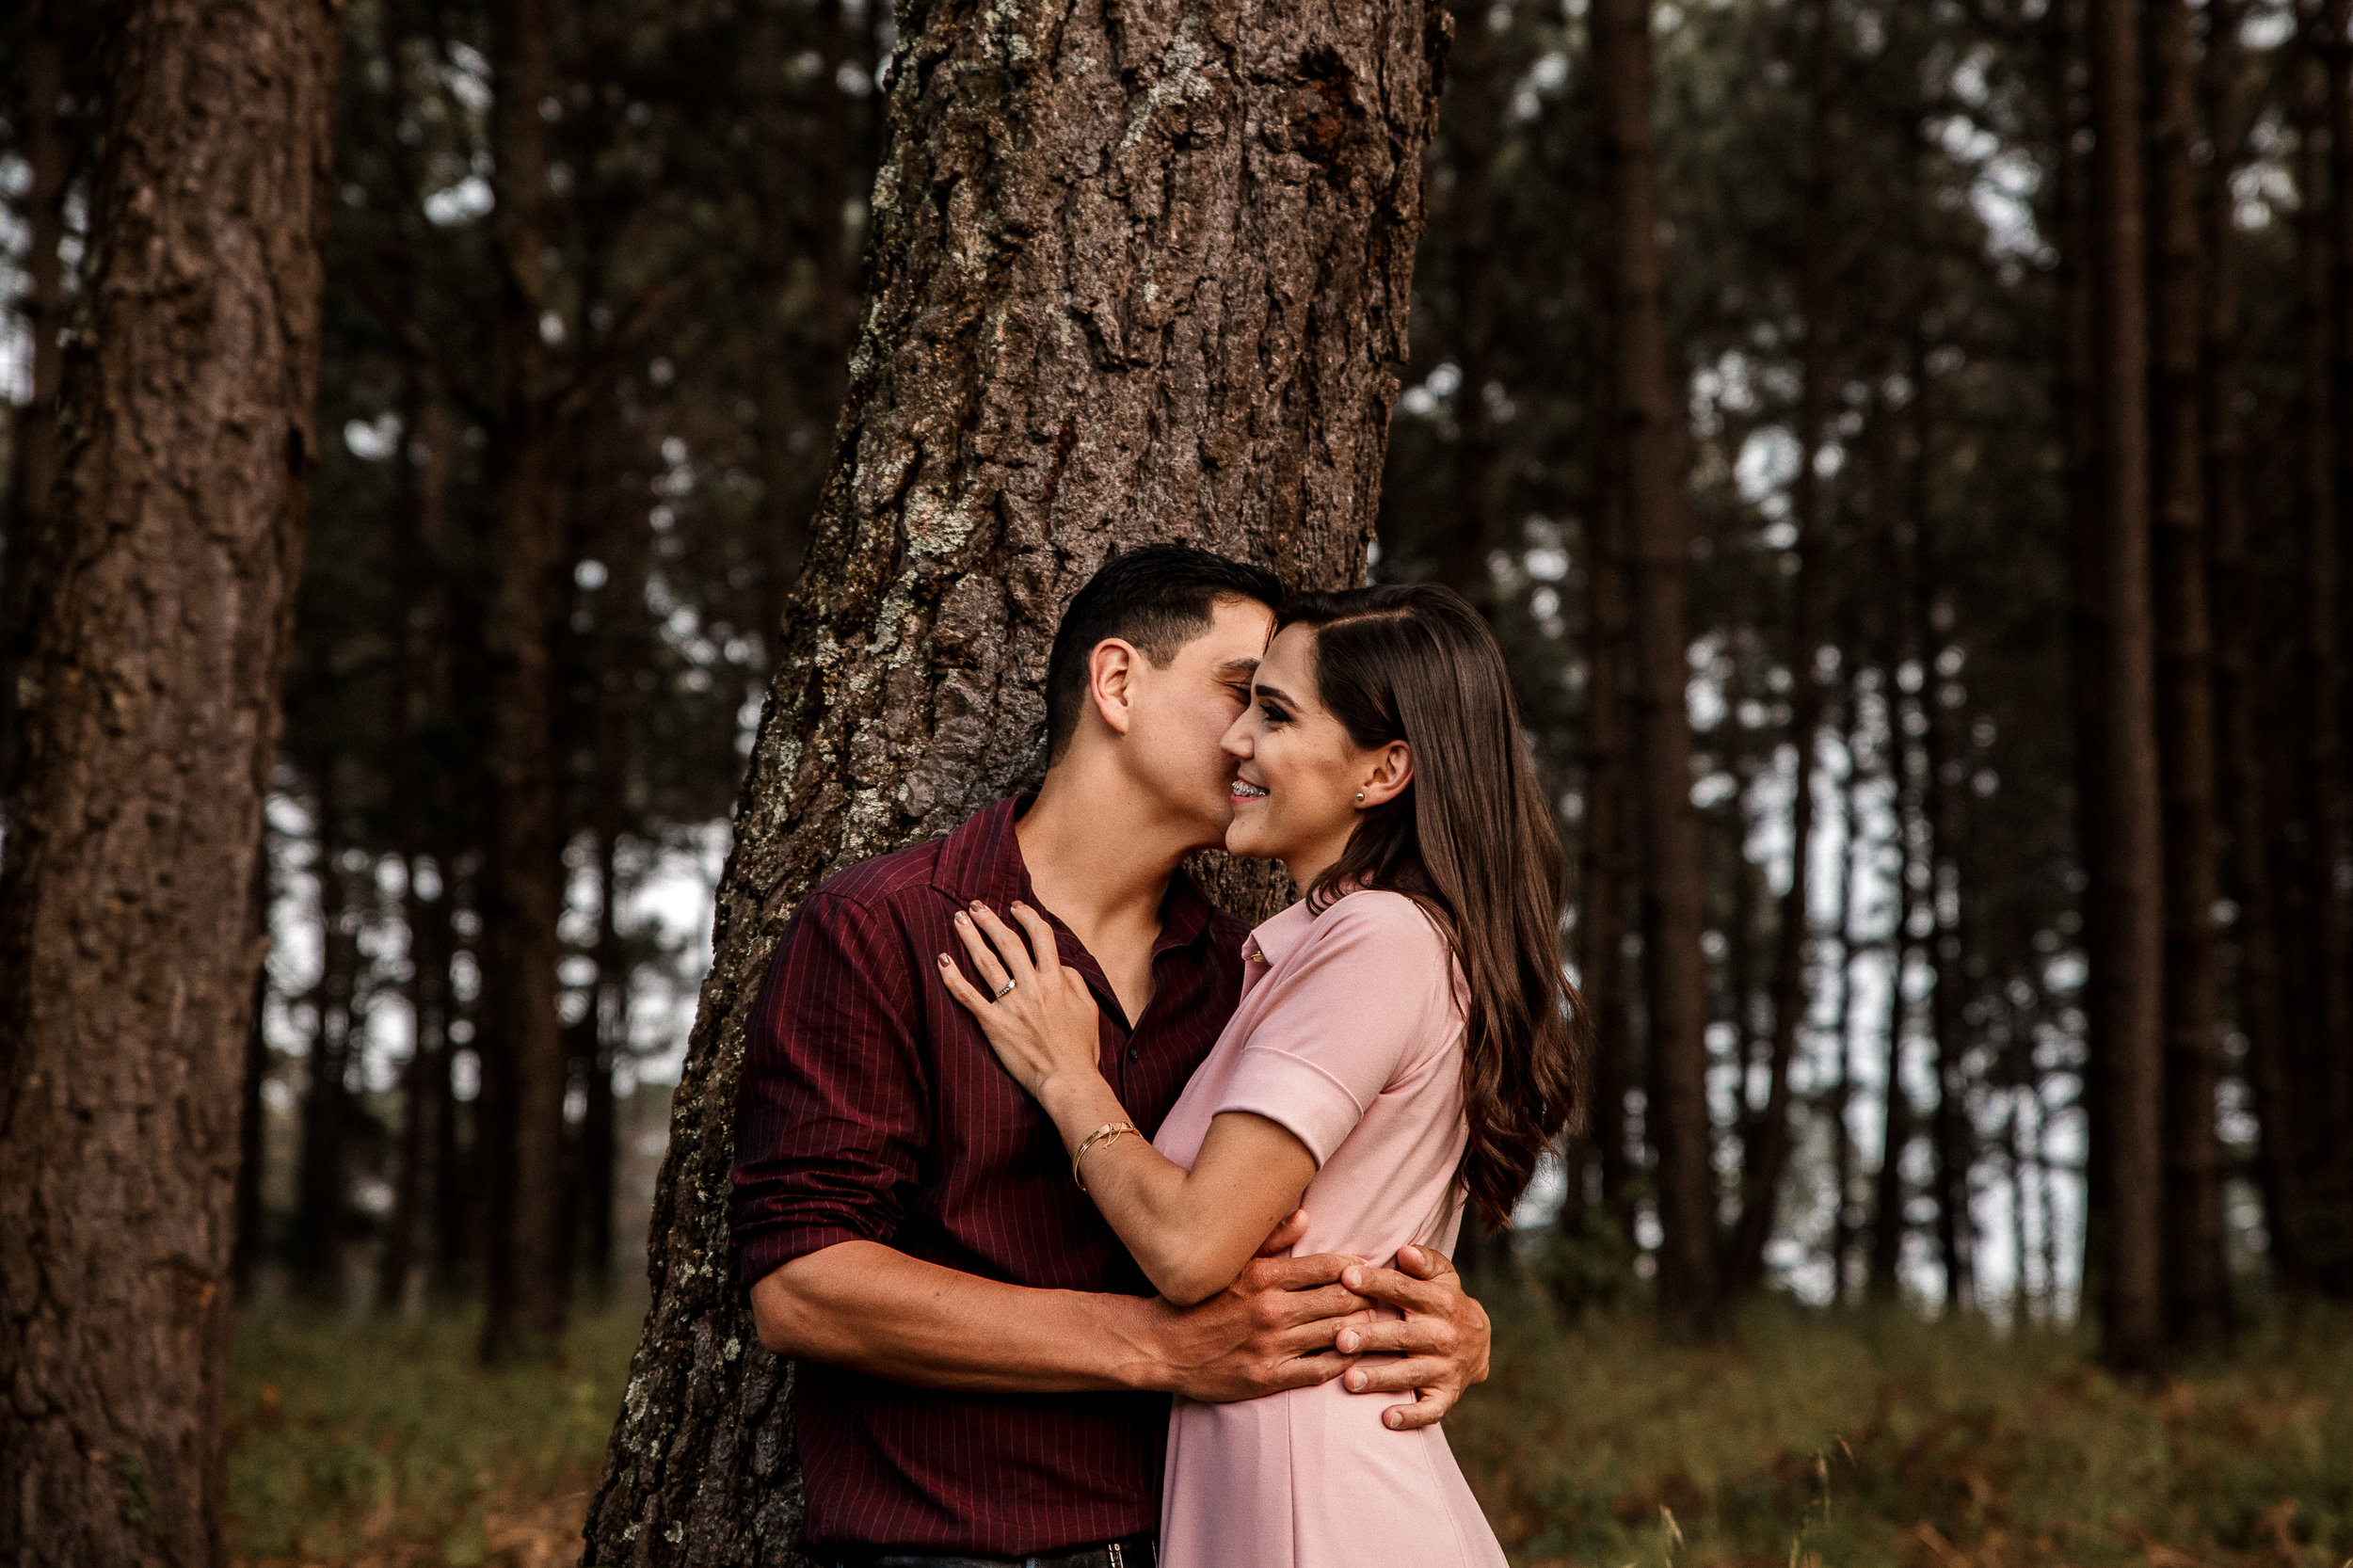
[731,795,1248,1557]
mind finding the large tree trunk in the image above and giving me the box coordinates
[2085,0,2167,1375]
[2146,0,2230,1350]
[1591,0,1719,1338]
[1726,0,1839,1297]
[2202,0,2297,1297]
[582,0,1448,1556]
[0,1,336,1559]
[0,0,74,789]
[232,841,274,1292]
[479,0,575,1365]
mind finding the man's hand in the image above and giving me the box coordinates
[1332,1243,1491,1431]
[1144,1210,1374,1402]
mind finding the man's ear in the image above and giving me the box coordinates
[1087,639,1140,738]
[1358,741,1414,808]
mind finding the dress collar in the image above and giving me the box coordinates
[1242,898,1317,968]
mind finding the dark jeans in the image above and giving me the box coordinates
[829,1533,1157,1568]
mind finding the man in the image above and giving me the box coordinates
[734,546,1493,1568]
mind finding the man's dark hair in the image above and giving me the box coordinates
[1043,544,1287,761]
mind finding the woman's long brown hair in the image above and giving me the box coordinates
[1279,584,1585,1228]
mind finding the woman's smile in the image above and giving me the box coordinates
[1231,776,1269,801]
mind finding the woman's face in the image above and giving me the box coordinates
[1218,624,1410,886]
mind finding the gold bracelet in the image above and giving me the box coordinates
[1072,1121,1140,1192]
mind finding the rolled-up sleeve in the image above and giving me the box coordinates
[1212,896,1449,1166]
[731,891,928,1288]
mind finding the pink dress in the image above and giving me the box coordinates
[1151,890,1509,1568]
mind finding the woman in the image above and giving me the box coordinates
[937,584,1581,1568]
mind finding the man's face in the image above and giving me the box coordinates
[1121,597,1277,849]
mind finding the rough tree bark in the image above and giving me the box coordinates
[2146,0,2230,1350]
[479,0,575,1365]
[0,0,337,1560]
[1726,0,1840,1298]
[1591,0,1720,1338]
[2085,0,2168,1375]
[581,0,1449,1557]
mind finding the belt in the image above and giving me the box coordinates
[832,1533,1157,1568]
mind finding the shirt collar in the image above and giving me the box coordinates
[1242,898,1316,968]
[931,794,1219,958]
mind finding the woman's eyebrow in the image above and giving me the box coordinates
[1252,682,1299,706]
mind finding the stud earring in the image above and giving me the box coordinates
[1355,792,1366,803]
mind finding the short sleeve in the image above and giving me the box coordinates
[730,891,929,1288]
[1211,894,1454,1166]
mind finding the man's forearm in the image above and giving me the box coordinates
[751,1240,1175,1394]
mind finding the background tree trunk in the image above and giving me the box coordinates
[0,0,74,789]
[479,0,575,1366]
[1591,0,1721,1339]
[1578,380,1636,1235]
[2146,0,2230,1351]
[1727,0,1840,1298]
[2085,0,2167,1375]
[2311,0,2353,1293]
[1444,0,1500,609]
[1906,342,1974,1314]
[2201,0,2295,1299]
[0,0,337,1558]
[291,759,355,1296]
[581,0,1450,1556]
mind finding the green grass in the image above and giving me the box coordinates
[228,1303,641,1566]
[1452,1288,2353,1567]
[228,1292,2353,1566]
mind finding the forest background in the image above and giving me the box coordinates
[6,0,2353,1561]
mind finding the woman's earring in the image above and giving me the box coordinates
[1354,791,1366,803]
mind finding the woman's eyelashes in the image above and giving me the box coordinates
[1257,697,1290,725]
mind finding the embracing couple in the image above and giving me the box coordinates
[732,546,1581,1568]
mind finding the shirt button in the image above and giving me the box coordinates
[1127,1045,1142,1062]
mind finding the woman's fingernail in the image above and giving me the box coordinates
[955,911,969,925]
